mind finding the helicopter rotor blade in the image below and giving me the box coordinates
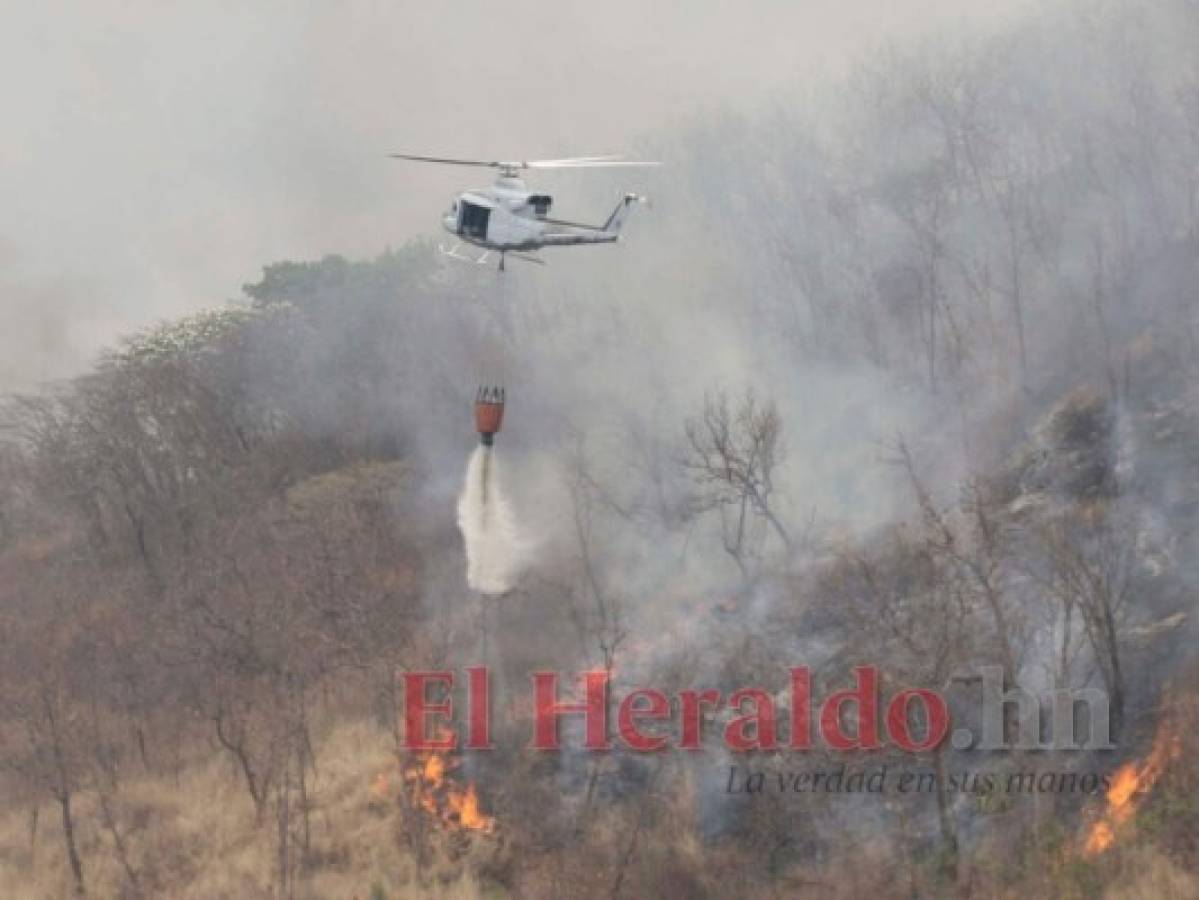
[522,155,624,165]
[388,153,502,168]
[525,159,661,169]
[389,153,660,171]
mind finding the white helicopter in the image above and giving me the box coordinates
[389,153,659,270]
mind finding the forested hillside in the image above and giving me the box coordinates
[2,2,1198,897]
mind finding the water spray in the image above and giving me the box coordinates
[457,385,527,597]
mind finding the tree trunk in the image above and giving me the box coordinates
[98,791,140,891]
[27,805,39,859]
[59,790,85,896]
[933,747,959,882]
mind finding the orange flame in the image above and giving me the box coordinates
[447,782,493,832]
[384,730,496,835]
[423,754,446,787]
[1083,721,1181,855]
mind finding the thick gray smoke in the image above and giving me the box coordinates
[0,1,1025,392]
[456,446,530,595]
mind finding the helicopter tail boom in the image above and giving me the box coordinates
[535,194,648,247]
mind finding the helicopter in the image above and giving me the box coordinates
[389,153,659,270]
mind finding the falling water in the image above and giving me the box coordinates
[456,445,528,595]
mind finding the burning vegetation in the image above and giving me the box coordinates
[1083,719,1183,856]
[383,732,496,837]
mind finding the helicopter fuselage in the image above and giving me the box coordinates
[442,176,622,252]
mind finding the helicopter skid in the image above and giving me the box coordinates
[438,241,545,271]
[438,241,491,265]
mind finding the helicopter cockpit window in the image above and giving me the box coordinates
[459,201,490,239]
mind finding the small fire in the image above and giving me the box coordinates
[386,729,496,835]
[420,754,446,787]
[447,782,492,831]
[370,772,391,799]
[1083,721,1181,856]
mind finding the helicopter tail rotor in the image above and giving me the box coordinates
[602,193,650,236]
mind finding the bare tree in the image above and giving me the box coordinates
[896,442,1025,694]
[683,388,791,584]
[823,526,974,880]
[0,558,111,897]
[563,441,628,821]
[1026,503,1135,736]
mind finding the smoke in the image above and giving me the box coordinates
[456,446,530,595]
[4,0,1198,878]
[0,0,1030,393]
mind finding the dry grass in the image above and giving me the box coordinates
[1101,847,1199,900]
[0,721,496,900]
[3,707,1198,899]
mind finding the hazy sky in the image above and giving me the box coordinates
[0,0,1030,389]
